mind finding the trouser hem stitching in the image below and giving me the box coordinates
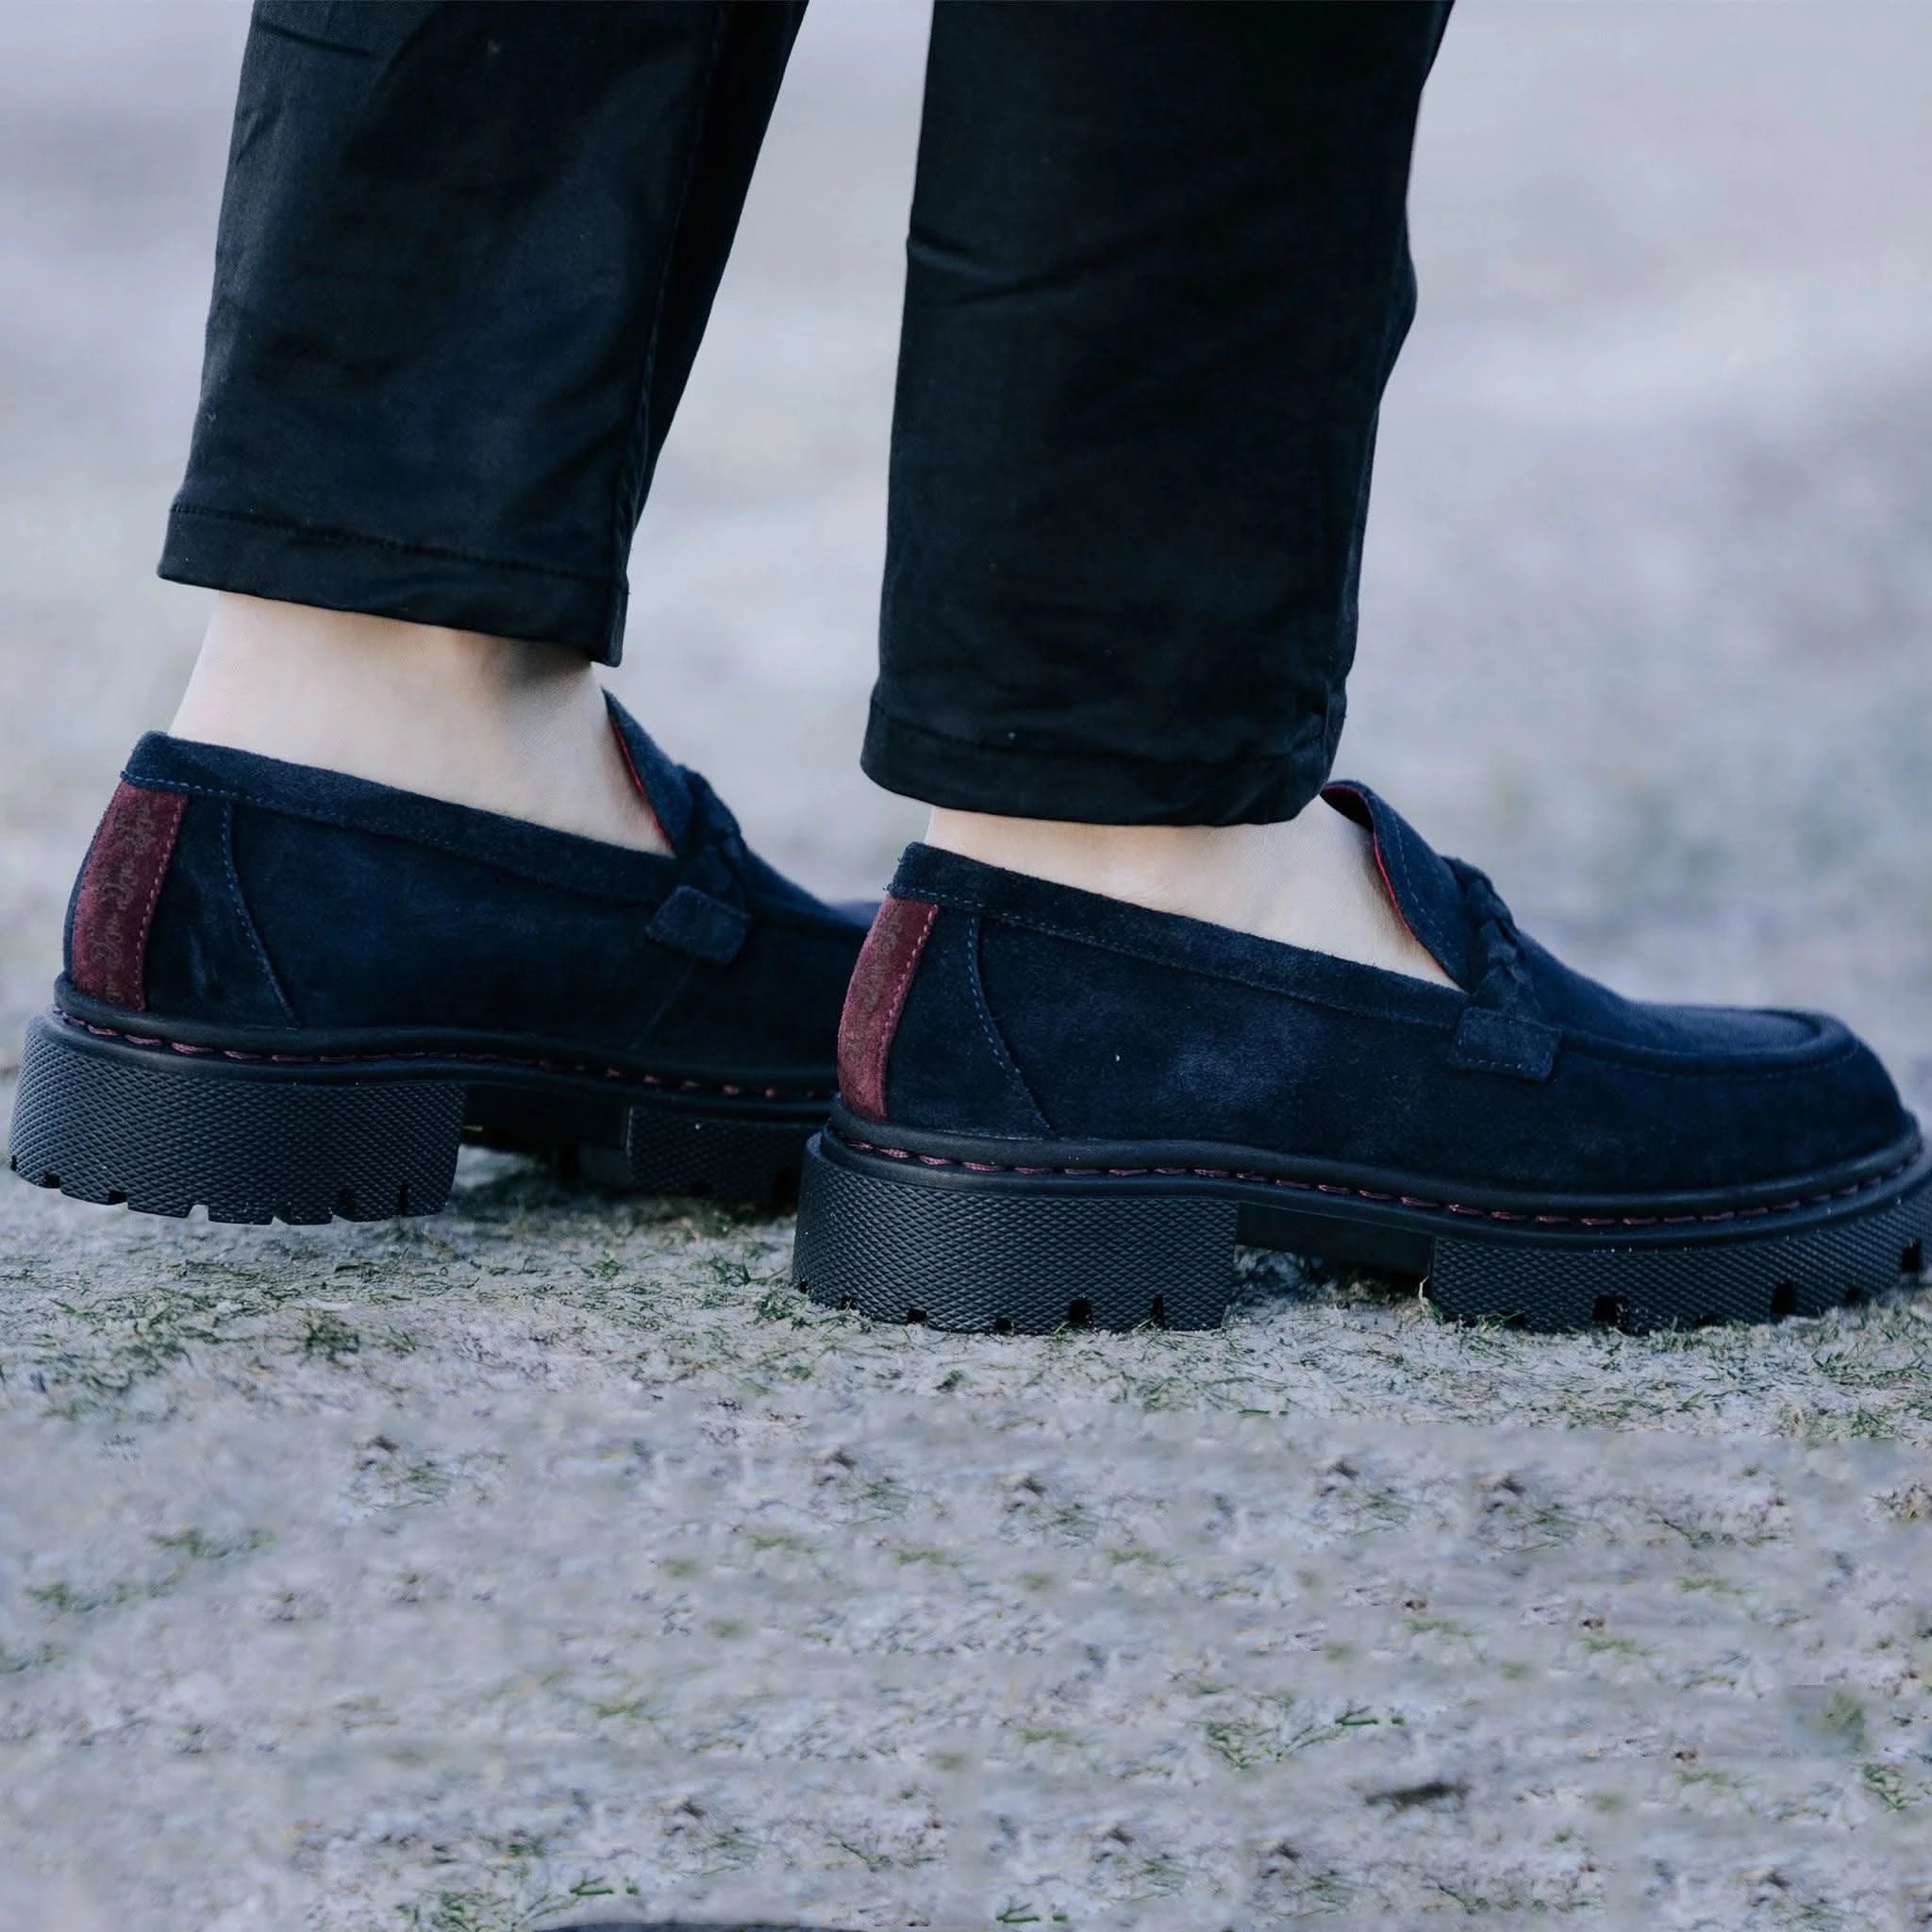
[168,501,618,591]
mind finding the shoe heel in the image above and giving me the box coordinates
[8,1014,462,1224]
[579,1105,821,1208]
[791,1132,1237,1333]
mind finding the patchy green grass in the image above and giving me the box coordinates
[4,1142,1932,1932]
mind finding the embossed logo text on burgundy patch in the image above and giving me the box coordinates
[69,781,186,1010]
[837,894,937,1121]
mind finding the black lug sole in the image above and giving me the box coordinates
[7,1012,825,1223]
[791,1126,1932,1335]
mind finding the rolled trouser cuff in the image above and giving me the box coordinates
[860,698,1337,828]
[159,502,625,662]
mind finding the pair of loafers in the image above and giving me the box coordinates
[11,712,1928,1334]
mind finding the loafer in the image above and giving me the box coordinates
[792,786,1931,1334]
[8,701,865,1221]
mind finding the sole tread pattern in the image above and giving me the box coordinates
[8,1014,821,1224]
[792,1132,1932,1336]
[794,1147,1233,1333]
[1429,1194,1931,1332]
[9,1021,463,1224]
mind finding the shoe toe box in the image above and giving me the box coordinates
[1575,1004,1917,1193]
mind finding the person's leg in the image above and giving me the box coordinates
[793,1,1930,1335]
[9,1,873,1224]
[867,0,1451,976]
[174,599,663,850]
[163,0,804,851]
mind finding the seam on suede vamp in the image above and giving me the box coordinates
[918,892,1476,1036]
[965,912,1054,1137]
[128,769,858,942]
[132,774,688,907]
[939,895,1872,1082]
[220,798,297,1023]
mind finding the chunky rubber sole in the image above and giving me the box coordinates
[791,1124,1932,1335]
[8,1011,829,1223]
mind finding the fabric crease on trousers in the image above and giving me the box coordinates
[161,0,1452,825]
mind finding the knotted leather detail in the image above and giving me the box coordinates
[643,771,752,964]
[1444,858,1559,1081]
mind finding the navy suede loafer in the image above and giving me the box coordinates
[8,701,866,1220]
[793,786,1931,1334]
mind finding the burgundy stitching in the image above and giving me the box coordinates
[130,833,172,1008]
[829,1129,1914,1231]
[608,711,671,850]
[1325,783,1451,970]
[841,898,936,1122]
[880,910,930,1045]
[61,1014,830,1104]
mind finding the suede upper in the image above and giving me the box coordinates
[60,701,867,1087]
[854,790,1914,1201]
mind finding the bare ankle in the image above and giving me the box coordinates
[171,594,669,854]
[925,799,1453,986]
[925,809,1252,915]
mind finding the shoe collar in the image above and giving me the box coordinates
[1321,781,1474,987]
[1324,781,1557,1076]
[891,786,1537,1013]
[607,694,692,851]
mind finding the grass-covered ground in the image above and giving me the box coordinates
[4,1139,1931,1930]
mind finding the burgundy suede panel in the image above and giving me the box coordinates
[69,781,187,1010]
[837,894,937,1121]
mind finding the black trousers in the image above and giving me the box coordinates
[161,1,1451,825]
